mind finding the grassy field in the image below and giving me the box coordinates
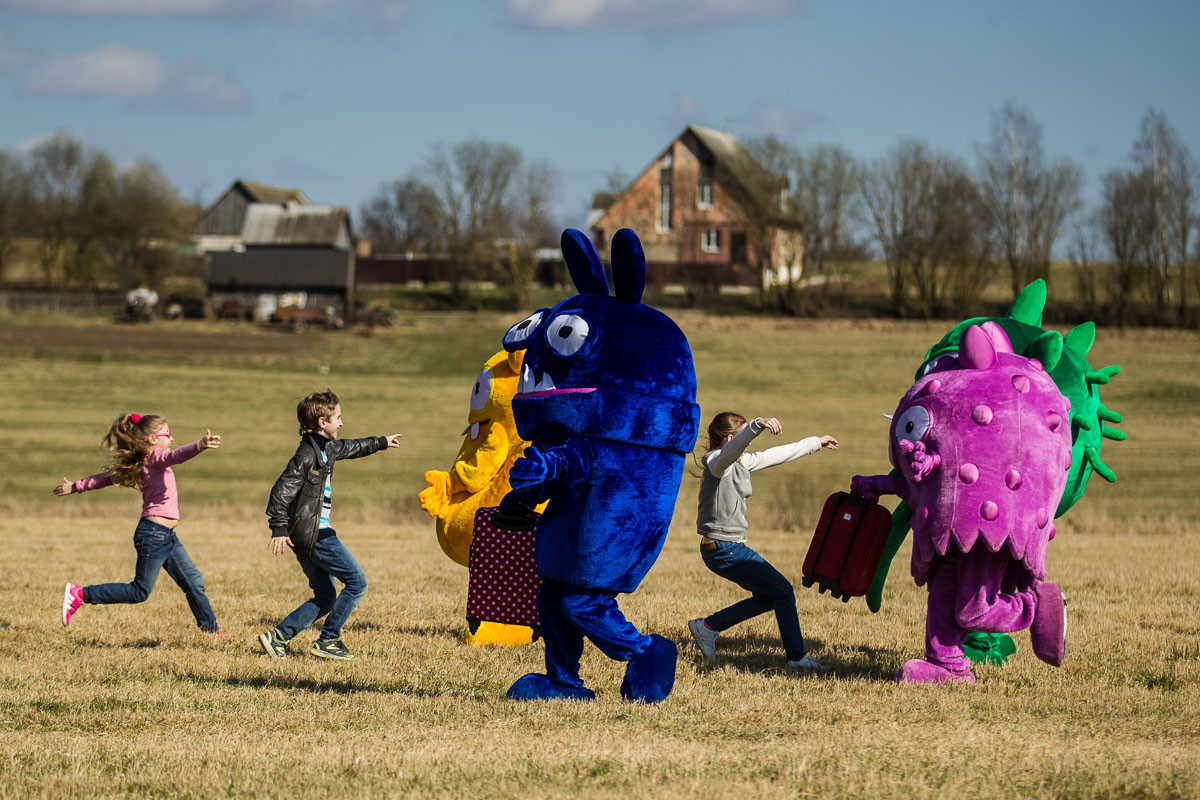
[1,310,1198,799]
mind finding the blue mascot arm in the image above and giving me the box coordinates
[506,441,592,507]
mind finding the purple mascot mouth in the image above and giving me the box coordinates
[898,438,941,483]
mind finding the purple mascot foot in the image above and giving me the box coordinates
[896,659,976,685]
[620,634,678,704]
[506,673,596,702]
[1030,582,1067,667]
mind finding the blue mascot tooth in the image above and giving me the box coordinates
[502,228,700,704]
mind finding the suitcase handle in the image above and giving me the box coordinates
[491,511,538,531]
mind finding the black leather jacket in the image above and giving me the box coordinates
[266,434,387,556]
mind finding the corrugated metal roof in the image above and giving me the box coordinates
[238,180,309,206]
[242,204,351,248]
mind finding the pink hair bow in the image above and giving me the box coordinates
[130,413,142,424]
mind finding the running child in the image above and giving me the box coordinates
[54,413,229,638]
[688,413,838,669]
[259,390,401,661]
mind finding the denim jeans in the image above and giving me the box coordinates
[83,518,220,632]
[274,532,367,642]
[701,540,806,661]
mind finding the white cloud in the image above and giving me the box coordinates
[509,0,799,30]
[745,100,826,138]
[23,44,162,97]
[159,58,250,113]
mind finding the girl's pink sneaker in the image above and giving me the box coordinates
[62,583,83,627]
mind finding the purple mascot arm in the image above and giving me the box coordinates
[850,472,906,502]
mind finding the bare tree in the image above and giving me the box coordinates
[1067,218,1102,317]
[421,139,522,302]
[791,143,860,278]
[358,178,440,255]
[737,135,802,312]
[104,161,195,290]
[1096,167,1155,328]
[507,159,560,309]
[977,102,1083,294]
[0,149,27,279]
[860,139,989,318]
[1132,107,1196,323]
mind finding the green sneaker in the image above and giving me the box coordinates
[310,638,355,660]
[258,629,290,659]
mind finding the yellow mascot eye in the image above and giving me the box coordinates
[470,368,494,410]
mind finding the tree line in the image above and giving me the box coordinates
[0,134,197,292]
[1,107,1195,327]
[735,104,1195,326]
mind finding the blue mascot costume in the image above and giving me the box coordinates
[500,228,700,703]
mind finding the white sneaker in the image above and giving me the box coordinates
[787,655,830,671]
[687,618,718,661]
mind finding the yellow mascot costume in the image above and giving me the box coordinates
[419,348,544,646]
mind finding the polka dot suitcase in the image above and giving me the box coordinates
[801,492,891,602]
[466,506,543,633]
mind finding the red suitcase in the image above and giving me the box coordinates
[802,492,891,602]
[466,506,543,636]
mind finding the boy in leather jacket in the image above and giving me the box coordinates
[259,390,402,660]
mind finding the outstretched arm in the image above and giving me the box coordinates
[56,472,114,495]
[505,440,593,507]
[850,471,906,501]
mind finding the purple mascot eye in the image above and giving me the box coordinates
[895,406,931,444]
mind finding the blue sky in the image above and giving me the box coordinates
[1,0,1197,230]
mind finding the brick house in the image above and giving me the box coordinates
[589,125,803,289]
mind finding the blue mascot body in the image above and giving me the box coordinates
[500,228,700,703]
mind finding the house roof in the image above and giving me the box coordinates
[594,125,797,232]
[237,180,309,206]
[686,125,787,201]
[242,204,351,247]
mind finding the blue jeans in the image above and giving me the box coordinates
[701,540,806,661]
[538,577,652,689]
[83,518,220,632]
[274,532,367,642]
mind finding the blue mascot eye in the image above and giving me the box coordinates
[546,314,590,357]
[504,311,545,348]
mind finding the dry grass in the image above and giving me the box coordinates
[1,312,1198,799]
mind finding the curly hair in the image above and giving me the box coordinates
[297,389,339,435]
[102,413,165,489]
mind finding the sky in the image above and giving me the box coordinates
[1,0,1198,231]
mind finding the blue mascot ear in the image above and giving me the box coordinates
[611,228,646,305]
[561,228,610,297]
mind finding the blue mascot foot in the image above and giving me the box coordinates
[620,634,678,704]
[506,673,596,702]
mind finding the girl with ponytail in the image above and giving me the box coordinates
[53,412,230,639]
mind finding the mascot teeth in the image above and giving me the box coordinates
[519,365,558,394]
[469,422,481,440]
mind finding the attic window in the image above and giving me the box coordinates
[657,154,673,233]
[697,162,714,210]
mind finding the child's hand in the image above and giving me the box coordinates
[52,477,74,496]
[820,435,839,451]
[384,433,403,448]
[200,429,222,450]
[269,536,294,555]
[757,417,783,435]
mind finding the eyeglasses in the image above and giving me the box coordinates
[146,430,172,439]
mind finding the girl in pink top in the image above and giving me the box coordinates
[53,413,230,638]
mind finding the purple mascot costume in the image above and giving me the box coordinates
[852,322,1072,684]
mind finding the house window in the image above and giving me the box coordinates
[697,161,714,210]
[657,154,673,232]
[701,228,721,253]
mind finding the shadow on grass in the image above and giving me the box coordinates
[246,617,463,641]
[71,636,169,649]
[170,668,488,700]
[687,633,903,682]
